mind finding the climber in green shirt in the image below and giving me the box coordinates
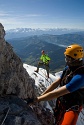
[35,50,51,78]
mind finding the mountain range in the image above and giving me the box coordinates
[7,31,84,73]
[7,37,65,72]
[5,28,84,39]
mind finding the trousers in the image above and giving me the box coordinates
[37,62,49,77]
[55,106,82,125]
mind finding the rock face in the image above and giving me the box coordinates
[0,23,5,39]
[0,23,54,125]
[0,23,35,99]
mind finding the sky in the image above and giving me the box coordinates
[0,0,84,30]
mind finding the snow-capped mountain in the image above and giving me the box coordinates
[5,28,83,39]
[23,63,84,125]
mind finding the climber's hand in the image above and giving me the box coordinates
[24,97,38,105]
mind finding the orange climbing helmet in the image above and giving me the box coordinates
[64,44,84,59]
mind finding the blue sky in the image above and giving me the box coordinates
[0,0,84,30]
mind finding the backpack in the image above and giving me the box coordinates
[61,65,84,106]
[78,88,84,106]
[71,65,84,105]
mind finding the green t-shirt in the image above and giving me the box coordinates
[40,54,51,64]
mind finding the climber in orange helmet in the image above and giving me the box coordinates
[34,44,84,125]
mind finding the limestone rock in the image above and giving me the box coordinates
[0,23,5,39]
[0,23,35,99]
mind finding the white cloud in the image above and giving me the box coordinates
[0,10,48,29]
[0,11,10,16]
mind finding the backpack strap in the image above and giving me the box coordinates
[61,65,84,86]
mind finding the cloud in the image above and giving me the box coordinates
[0,11,10,16]
[0,10,47,30]
[0,10,45,22]
[25,14,45,17]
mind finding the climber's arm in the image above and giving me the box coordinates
[37,85,69,102]
[41,77,61,95]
